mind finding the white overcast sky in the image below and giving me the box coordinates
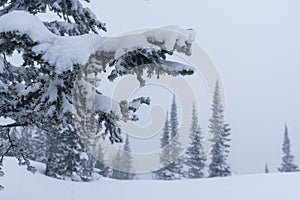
[85,0,300,175]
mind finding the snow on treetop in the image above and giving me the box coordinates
[0,11,196,74]
[0,11,54,42]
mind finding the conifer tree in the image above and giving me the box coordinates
[167,95,184,179]
[183,103,206,178]
[208,81,224,146]
[94,141,110,178]
[0,0,108,182]
[111,135,135,180]
[208,123,231,177]
[155,96,184,180]
[154,112,173,180]
[278,124,298,172]
[208,82,231,177]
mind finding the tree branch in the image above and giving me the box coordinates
[0,123,28,129]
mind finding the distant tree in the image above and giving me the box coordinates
[278,124,298,172]
[94,141,110,178]
[121,134,135,179]
[111,135,135,180]
[154,112,173,180]
[167,95,184,179]
[154,96,185,180]
[208,81,231,177]
[170,95,179,140]
[209,123,231,177]
[265,163,269,173]
[208,81,224,147]
[183,103,206,178]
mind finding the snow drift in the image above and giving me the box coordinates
[1,157,299,200]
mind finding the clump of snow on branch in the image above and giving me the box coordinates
[0,11,195,75]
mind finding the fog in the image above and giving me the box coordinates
[87,0,300,174]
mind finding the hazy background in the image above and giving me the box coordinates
[84,0,300,175]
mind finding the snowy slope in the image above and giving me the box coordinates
[1,157,299,200]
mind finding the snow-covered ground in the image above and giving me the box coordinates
[1,157,299,200]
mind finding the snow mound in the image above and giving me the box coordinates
[1,157,299,200]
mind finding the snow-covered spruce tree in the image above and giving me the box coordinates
[0,0,195,182]
[154,112,174,180]
[208,123,231,177]
[168,95,184,179]
[155,95,184,180]
[93,140,110,177]
[0,0,107,182]
[278,124,298,172]
[208,81,224,146]
[182,103,206,179]
[208,81,226,177]
[111,135,135,180]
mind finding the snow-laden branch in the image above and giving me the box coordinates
[0,11,197,144]
[0,11,195,74]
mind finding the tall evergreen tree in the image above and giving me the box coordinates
[93,141,110,178]
[154,112,173,180]
[208,81,224,145]
[161,112,170,148]
[155,96,184,180]
[156,95,184,180]
[208,81,231,178]
[183,103,206,178]
[278,124,298,172]
[111,135,135,180]
[167,95,184,179]
[170,95,179,140]
[209,123,231,177]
